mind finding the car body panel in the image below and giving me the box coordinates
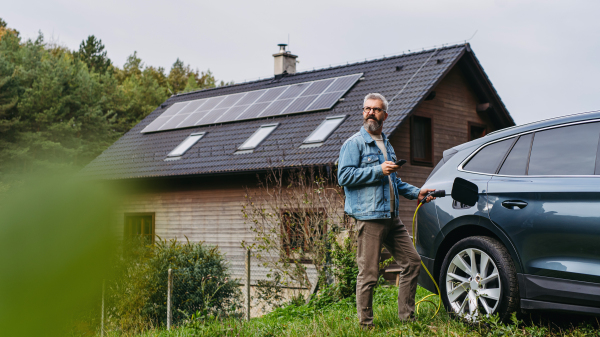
[488,176,600,283]
[519,274,600,310]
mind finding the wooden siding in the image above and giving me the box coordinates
[390,66,496,230]
[117,175,257,257]
[117,174,324,286]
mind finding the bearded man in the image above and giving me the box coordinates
[338,93,434,328]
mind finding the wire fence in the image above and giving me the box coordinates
[99,249,316,335]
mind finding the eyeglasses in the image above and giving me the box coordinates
[363,106,385,114]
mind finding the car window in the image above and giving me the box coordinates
[528,122,600,175]
[463,138,515,174]
[498,133,533,175]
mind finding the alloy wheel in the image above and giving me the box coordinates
[445,248,501,320]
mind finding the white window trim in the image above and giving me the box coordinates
[303,115,347,144]
[167,132,206,157]
[237,123,279,151]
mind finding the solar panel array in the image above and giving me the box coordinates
[141,73,363,133]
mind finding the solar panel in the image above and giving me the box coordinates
[141,73,362,133]
[307,92,344,111]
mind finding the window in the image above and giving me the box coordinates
[528,122,600,175]
[411,115,433,165]
[498,133,533,175]
[168,132,206,157]
[124,213,155,245]
[303,115,346,144]
[238,124,278,151]
[463,138,515,174]
[281,209,327,262]
[469,122,487,141]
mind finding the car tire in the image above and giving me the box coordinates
[439,236,519,322]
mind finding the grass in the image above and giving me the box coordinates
[105,286,600,337]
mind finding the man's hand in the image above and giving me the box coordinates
[381,161,400,176]
[418,188,436,203]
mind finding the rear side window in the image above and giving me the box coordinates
[528,122,600,175]
[463,138,515,174]
[498,133,533,175]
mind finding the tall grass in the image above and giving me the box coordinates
[105,286,600,337]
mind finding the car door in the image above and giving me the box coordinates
[487,121,600,289]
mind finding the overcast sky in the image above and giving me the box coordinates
[4,0,600,124]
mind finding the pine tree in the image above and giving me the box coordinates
[167,58,189,94]
[74,35,112,74]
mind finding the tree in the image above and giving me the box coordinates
[111,52,169,131]
[74,35,112,74]
[167,58,189,93]
[0,18,19,41]
[167,58,232,94]
[0,31,120,181]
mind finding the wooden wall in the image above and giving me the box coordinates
[116,173,328,285]
[389,66,497,229]
[117,174,257,257]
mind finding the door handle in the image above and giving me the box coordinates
[502,200,528,209]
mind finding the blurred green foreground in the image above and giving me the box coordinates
[0,172,120,336]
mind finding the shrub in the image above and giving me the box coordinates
[105,238,240,333]
[309,232,359,309]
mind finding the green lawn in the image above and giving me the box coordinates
[111,286,599,337]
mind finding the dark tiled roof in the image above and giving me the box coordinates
[83,45,469,180]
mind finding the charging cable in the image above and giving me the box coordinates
[411,189,446,317]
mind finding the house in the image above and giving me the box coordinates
[83,43,514,287]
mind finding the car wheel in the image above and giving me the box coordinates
[439,236,519,321]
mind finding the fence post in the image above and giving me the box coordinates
[167,268,173,330]
[245,249,251,321]
[101,279,105,337]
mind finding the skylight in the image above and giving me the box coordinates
[238,124,278,151]
[303,116,346,144]
[167,132,206,157]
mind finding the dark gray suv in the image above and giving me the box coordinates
[417,111,600,320]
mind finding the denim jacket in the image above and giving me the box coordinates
[338,127,420,220]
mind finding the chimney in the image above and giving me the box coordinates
[273,44,297,76]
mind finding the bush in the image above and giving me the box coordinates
[105,238,241,333]
[308,232,359,309]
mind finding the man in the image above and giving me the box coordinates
[338,93,435,328]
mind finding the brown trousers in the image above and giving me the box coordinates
[356,216,421,324]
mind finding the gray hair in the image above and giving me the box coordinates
[363,93,388,112]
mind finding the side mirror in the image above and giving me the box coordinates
[451,177,478,207]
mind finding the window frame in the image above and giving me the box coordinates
[497,133,534,176]
[459,119,600,177]
[237,123,279,151]
[462,137,517,175]
[410,114,434,167]
[167,132,206,157]
[468,121,488,141]
[123,212,156,244]
[302,115,348,144]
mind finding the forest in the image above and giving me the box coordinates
[0,18,230,190]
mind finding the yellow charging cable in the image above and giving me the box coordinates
[412,202,442,317]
